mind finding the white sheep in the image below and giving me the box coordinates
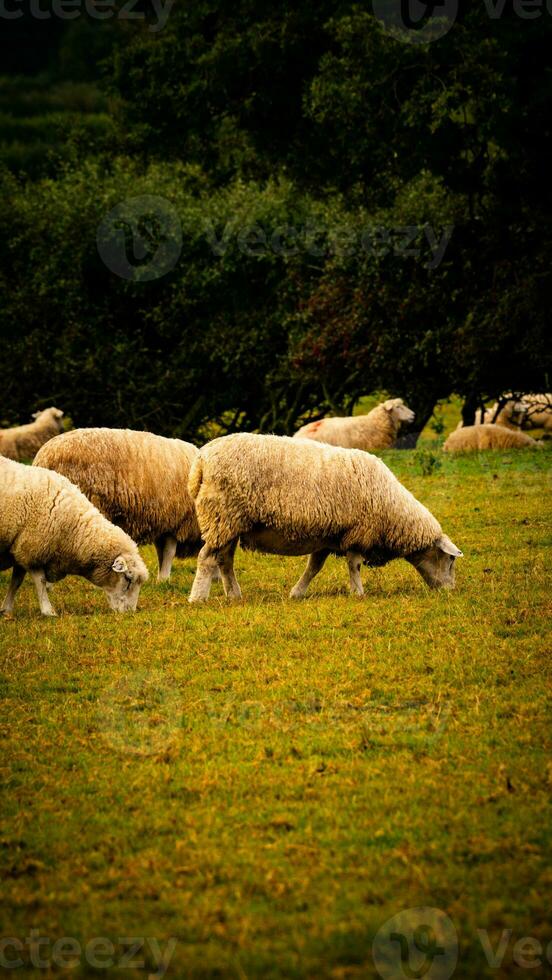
[444,424,539,452]
[0,457,148,616]
[293,398,415,451]
[0,407,65,461]
[187,433,462,603]
[521,393,552,432]
[35,428,203,581]
[473,399,528,429]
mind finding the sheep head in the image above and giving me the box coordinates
[406,534,463,590]
[32,407,65,433]
[91,552,149,612]
[383,398,415,426]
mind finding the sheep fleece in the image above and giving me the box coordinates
[35,428,201,553]
[0,408,63,462]
[294,400,405,451]
[189,433,442,556]
[522,393,552,431]
[444,424,538,452]
[0,457,141,578]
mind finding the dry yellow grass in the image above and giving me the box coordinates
[0,445,551,977]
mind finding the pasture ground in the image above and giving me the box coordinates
[0,412,551,977]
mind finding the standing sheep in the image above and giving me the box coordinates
[293,398,415,451]
[187,433,462,603]
[0,407,65,461]
[444,424,539,452]
[0,457,148,616]
[34,428,202,581]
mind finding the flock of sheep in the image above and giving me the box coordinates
[0,393,549,617]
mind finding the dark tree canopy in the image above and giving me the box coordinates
[0,2,551,437]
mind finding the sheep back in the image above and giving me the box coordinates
[189,433,442,557]
[522,394,552,431]
[0,456,140,578]
[0,408,64,461]
[293,400,407,451]
[444,424,538,452]
[35,428,201,551]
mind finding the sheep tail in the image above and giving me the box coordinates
[188,456,204,499]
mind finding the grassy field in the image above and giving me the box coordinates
[1,429,551,977]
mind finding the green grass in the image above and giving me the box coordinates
[1,447,551,978]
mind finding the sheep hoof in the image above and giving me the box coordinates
[42,610,58,617]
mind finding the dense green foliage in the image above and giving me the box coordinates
[1,3,551,435]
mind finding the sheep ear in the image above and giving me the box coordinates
[54,409,64,418]
[437,534,463,558]
[112,556,128,574]
[31,411,41,419]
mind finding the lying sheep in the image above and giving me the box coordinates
[35,428,202,581]
[444,424,539,452]
[477,399,527,428]
[521,393,552,432]
[456,398,528,430]
[0,407,65,461]
[293,398,415,451]
[187,433,462,603]
[0,457,148,616]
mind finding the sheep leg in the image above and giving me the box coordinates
[346,551,364,597]
[29,569,57,617]
[216,541,241,600]
[188,546,220,603]
[289,550,330,598]
[1,564,26,614]
[155,535,178,582]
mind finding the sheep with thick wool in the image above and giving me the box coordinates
[0,407,65,461]
[35,428,202,581]
[466,398,528,429]
[293,398,415,451]
[444,424,539,453]
[187,433,462,603]
[0,457,148,616]
[521,393,552,432]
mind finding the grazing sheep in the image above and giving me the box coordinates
[35,428,202,581]
[0,457,148,616]
[293,398,415,451]
[444,424,539,453]
[521,393,552,432]
[0,407,65,461]
[187,433,462,603]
